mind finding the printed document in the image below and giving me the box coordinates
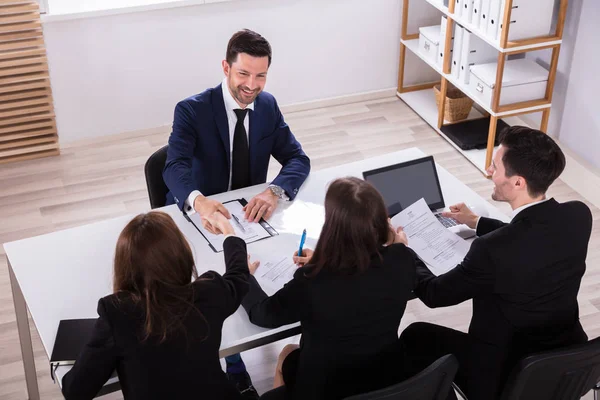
[390,198,470,275]
[254,255,298,294]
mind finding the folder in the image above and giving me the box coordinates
[451,25,464,79]
[463,0,474,24]
[458,30,498,84]
[437,16,451,68]
[50,319,97,381]
[472,0,483,29]
[486,0,502,40]
[479,0,491,32]
[453,0,462,17]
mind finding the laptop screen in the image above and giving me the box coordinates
[362,156,445,216]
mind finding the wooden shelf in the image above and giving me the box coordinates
[398,88,491,174]
[401,38,552,117]
[398,0,566,172]
[397,88,536,175]
[423,0,562,53]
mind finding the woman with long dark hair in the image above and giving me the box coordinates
[242,177,417,399]
[62,211,254,399]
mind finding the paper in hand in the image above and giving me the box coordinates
[390,198,470,275]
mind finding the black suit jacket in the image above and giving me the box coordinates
[415,199,592,395]
[62,237,249,400]
[242,244,417,400]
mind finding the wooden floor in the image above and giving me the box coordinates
[1,96,599,399]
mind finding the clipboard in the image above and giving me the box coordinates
[185,198,279,253]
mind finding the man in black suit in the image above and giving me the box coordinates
[400,126,592,400]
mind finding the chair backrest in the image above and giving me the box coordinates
[343,354,458,400]
[500,336,600,400]
[144,145,169,209]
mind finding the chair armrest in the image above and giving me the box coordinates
[452,382,468,400]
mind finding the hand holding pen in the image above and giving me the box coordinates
[293,229,313,266]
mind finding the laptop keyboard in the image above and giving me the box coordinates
[436,214,459,228]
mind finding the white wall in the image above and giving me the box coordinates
[525,0,600,169]
[42,0,402,143]
[555,0,600,169]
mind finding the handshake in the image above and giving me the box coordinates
[203,211,236,236]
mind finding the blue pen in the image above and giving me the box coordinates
[298,229,307,258]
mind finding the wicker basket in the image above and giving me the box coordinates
[433,84,474,123]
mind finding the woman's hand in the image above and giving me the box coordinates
[393,226,408,246]
[293,248,314,267]
[203,211,235,236]
[248,255,260,275]
[387,219,408,246]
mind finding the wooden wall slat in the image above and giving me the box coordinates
[0,103,53,119]
[0,21,42,34]
[0,79,49,94]
[0,149,59,165]
[0,126,56,142]
[0,112,55,126]
[0,28,43,42]
[0,55,46,69]
[0,63,48,77]
[0,12,40,25]
[0,1,60,164]
[0,141,58,158]
[0,133,56,150]
[0,87,50,101]
[0,96,50,110]
[0,61,48,75]
[0,3,38,14]
[0,47,45,60]
[0,36,44,51]
[0,1,38,5]
[0,71,48,85]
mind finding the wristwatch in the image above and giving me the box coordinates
[268,184,290,201]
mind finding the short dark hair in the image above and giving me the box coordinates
[499,126,566,197]
[226,29,272,66]
[307,177,391,276]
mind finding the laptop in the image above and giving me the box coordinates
[362,155,476,239]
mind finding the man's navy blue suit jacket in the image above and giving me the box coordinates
[163,83,310,210]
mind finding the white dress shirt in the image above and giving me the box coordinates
[185,79,254,214]
[474,198,551,232]
[510,197,551,221]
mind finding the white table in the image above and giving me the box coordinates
[5,148,508,399]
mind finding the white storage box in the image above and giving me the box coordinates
[419,25,441,64]
[469,59,548,107]
[497,0,554,42]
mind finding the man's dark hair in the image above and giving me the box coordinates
[499,126,566,197]
[226,29,272,66]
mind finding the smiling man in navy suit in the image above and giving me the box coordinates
[164,29,310,229]
[163,30,310,399]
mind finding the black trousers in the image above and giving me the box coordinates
[399,322,508,400]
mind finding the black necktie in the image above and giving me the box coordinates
[231,108,250,190]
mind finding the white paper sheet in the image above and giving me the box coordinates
[391,198,471,276]
[254,255,298,294]
[189,200,273,252]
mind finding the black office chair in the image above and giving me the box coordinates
[499,337,600,400]
[454,337,600,400]
[343,354,458,400]
[144,145,169,209]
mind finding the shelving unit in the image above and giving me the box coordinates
[397,0,568,175]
